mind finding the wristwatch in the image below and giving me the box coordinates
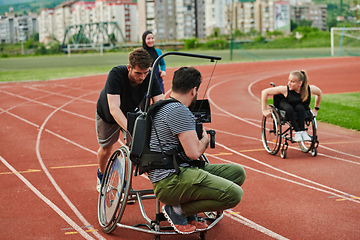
[314,107,319,110]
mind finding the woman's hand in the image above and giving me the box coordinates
[262,109,271,117]
[312,109,318,117]
[160,70,166,78]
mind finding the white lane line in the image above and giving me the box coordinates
[0,89,95,121]
[210,127,360,165]
[224,210,290,240]
[0,155,95,240]
[213,142,360,203]
[207,79,261,128]
[210,153,359,203]
[24,86,96,104]
[35,92,106,240]
[207,78,360,163]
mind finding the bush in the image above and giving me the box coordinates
[48,41,61,54]
[183,38,198,49]
[35,44,47,55]
[204,39,229,49]
[253,35,266,43]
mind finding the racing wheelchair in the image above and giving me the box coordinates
[261,83,319,159]
[98,52,222,240]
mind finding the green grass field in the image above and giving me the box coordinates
[1,49,359,131]
[0,48,335,82]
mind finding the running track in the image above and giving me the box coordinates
[1,57,360,240]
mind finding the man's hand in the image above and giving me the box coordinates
[201,126,210,149]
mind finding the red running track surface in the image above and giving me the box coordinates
[0,56,360,240]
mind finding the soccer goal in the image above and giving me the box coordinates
[66,43,104,57]
[331,27,360,56]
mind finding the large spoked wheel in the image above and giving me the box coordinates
[261,106,282,155]
[98,146,132,233]
[298,115,317,154]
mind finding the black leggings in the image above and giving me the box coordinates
[279,101,306,132]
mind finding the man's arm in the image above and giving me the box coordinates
[152,94,165,102]
[178,127,209,160]
[107,94,127,129]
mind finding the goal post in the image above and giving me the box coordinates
[66,43,104,57]
[331,27,360,56]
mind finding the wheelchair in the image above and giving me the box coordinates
[98,52,222,239]
[261,86,319,159]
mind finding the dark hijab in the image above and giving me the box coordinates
[142,30,158,64]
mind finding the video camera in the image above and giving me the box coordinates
[191,99,216,148]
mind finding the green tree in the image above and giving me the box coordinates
[291,19,298,31]
[298,19,313,27]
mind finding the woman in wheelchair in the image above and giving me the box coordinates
[261,70,322,142]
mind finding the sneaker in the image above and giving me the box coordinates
[162,205,196,234]
[96,169,103,193]
[187,215,208,231]
[301,131,312,141]
[294,132,302,142]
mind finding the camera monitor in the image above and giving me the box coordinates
[192,99,211,123]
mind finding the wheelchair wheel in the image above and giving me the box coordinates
[98,146,132,233]
[298,116,317,153]
[261,106,282,155]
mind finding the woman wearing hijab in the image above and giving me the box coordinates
[142,30,166,93]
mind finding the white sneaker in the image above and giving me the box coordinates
[96,177,101,192]
[294,132,302,142]
[301,131,312,141]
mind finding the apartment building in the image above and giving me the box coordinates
[71,1,94,25]
[233,1,256,34]
[290,1,327,31]
[38,0,137,44]
[138,0,206,41]
[54,1,75,43]
[35,0,326,43]
[0,11,38,43]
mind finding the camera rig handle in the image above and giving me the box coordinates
[196,122,216,149]
[206,130,216,148]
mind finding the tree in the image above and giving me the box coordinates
[291,19,298,32]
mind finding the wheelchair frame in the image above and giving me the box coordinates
[98,142,223,239]
[98,52,223,239]
[261,104,319,159]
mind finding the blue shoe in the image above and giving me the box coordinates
[162,205,196,234]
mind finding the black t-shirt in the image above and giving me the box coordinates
[274,86,311,109]
[96,65,162,124]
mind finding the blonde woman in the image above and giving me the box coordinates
[261,70,322,142]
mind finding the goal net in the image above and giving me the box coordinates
[331,27,360,56]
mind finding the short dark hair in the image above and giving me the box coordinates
[128,48,152,69]
[172,67,202,94]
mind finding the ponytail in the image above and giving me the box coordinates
[290,70,309,102]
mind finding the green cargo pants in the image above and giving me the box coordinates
[152,163,246,216]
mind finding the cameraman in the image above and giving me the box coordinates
[147,67,246,234]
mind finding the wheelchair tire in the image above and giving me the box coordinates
[98,146,132,233]
[280,143,287,159]
[298,115,317,154]
[311,147,317,157]
[261,106,282,155]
